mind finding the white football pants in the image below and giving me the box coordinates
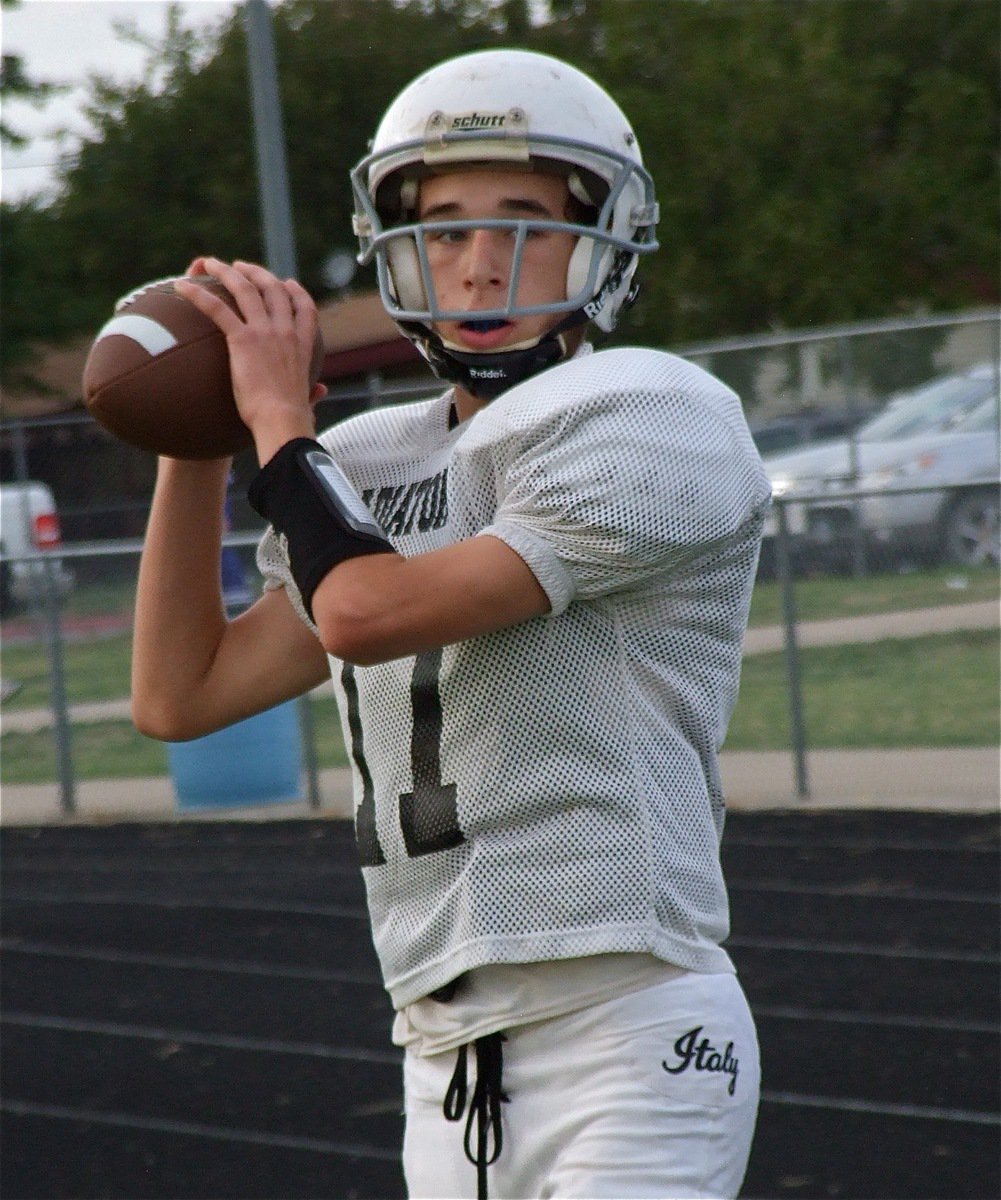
[402,969,760,1200]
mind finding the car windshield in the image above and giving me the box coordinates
[859,373,996,441]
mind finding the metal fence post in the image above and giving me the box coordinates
[243,0,298,280]
[838,334,868,578]
[242,0,326,810]
[297,693,322,811]
[774,500,810,799]
[39,557,76,815]
[7,421,76,812]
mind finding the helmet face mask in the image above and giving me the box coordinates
[350,50,660,397]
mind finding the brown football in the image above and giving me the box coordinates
[82,275,326,460]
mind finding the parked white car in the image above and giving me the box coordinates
[763,363,1000,569]
[0,481,75,611]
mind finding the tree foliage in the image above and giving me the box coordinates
[1,0,65,148]
[2,0,997,380]
[583,0,999,344]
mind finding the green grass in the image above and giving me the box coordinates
[726,629,999,750]
[2,565,997,783]
[1,632,996,784]
[3,565,996,715]
[3,720,174,785]
[747,563,999,626]
[0,697,351,786]
[60,579,137,619]
[2,633,134,709]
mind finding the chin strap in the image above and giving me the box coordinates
[398,297,594,401]
[401,321,570,400]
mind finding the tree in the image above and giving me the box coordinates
[1,0,75,383]
[2,0,997,380]
[0,0,64,148]
[587,0,998,344]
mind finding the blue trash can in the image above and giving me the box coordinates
[168,700,303,811]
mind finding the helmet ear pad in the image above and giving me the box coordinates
[386,235,427,311]
[566,237,635,334]
[565,235,594,305]
[566,237,619,328]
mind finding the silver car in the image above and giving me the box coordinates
[763,363,1000,569]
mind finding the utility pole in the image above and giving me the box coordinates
[241,1,322,810]
[242,0,298,278]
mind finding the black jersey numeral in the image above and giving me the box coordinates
[399,648,465,857]
[341,663,385,866]
[343,651,465,864]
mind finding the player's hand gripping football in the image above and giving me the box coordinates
[176,257,327,464]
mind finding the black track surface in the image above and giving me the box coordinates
[2,810,998,1199]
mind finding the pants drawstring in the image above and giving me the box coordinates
[443,1032,508,1200]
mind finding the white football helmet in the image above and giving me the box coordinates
[350,49,659,397]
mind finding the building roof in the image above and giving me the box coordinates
[318,291,422,380]
[2,337,96,419]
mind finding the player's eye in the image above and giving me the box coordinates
[426,227,468,245]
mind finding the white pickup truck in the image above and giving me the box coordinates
[0,481,75,612]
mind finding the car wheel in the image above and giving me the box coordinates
[942,489,1001,568]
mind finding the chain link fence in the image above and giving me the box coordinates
[2,311,998,816]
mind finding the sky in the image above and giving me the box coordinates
[3,0,240,202]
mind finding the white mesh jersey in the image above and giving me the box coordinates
[257,346,771,1008]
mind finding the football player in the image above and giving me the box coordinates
[134,48,770,1200]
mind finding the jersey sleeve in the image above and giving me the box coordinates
[256,526,318,632]
[470,362,770,615]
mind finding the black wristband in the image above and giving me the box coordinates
[248,438,392,620]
